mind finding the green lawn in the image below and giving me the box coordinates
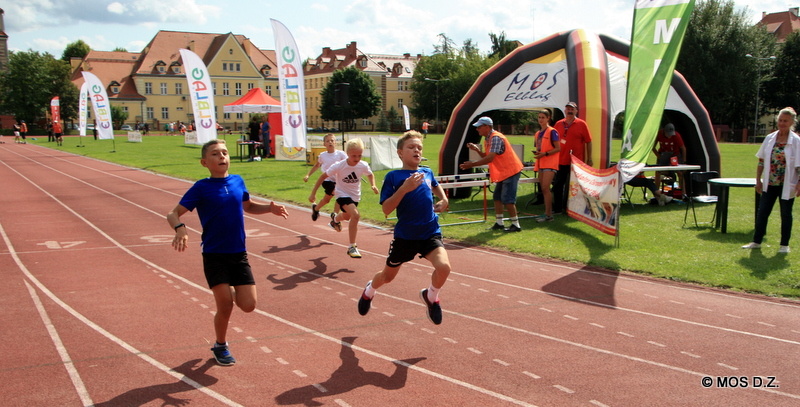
[34,133,800,299]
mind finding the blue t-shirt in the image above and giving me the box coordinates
[179,175,249,253]
[380,167,441,240]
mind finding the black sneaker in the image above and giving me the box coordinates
[329,213,342,232]
[489,223,505,230]
[419,289,442,325]
[211,343,236,366]
[504,224,522,232]
[311,204,319,221]
[358,290,372,316]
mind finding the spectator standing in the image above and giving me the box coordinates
[552,102,593,213]
[261,117,271,158]
[460,116,525,232]
[742,107,800,253]
[532,109,561,222]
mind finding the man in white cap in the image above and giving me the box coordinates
[460,116,525,232]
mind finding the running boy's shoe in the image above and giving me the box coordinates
[329,213,342,232]
[347,245,362,258]
[311,204,319,221]
[358,290,372,315]
[211,343,236,366]
[419,289,442,325]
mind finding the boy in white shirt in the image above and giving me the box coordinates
[304,133,348,221]
[310,138,378,258]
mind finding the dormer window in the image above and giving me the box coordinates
[109,81,121,94]
[359,57,367,68]
[170,62,181,74]
[261,65,271,77]
[155,60,166,74]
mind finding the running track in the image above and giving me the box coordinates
[1,143,799,407]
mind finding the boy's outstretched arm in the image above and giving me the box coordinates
[167,204,189,252]
[303,161,322,182]
[243,199,289,219]
[368,174,379,194]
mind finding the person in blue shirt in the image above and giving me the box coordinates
[166,139,288,365]
[260,117,272,158]
[357,130,451,324]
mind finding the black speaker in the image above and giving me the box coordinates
[334,83,350,107]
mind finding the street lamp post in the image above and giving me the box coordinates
[745,53,776,141]
[424,77,450,133]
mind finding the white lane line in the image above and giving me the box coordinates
[467,348,483,355]
[590,323,605,329]
[647,341,666,348]
[522,371,541,379]
[494,359,510,367]
[260,346,272,353]
[681,351,701,359]
[333,399,351,407]
[718,363,738,371]
[0,223,244,407]
[553,385,575,394]
[617,332,634,338]
[757,321,776,327]
[23,280,93,407]
[293,370,307,378]
[312,383,328,393]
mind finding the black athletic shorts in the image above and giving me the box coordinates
[322,180,336,196]
[336,197,358,212]
[386,235,444,267]
[202,252,255,289]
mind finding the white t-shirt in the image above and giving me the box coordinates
[326,159,373,201]
[318,150,347,182]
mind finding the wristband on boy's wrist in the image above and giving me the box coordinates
[174,223,185,231]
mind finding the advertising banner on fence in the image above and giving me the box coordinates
[271,19,307,149]
[81,71,114,140]
[179,49,217,145]
[567,155,621,236]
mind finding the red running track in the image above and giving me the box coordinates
[1,143,799,406]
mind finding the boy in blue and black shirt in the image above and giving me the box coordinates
[167,139,288,365]
[357,131,452,324]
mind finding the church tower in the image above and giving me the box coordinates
[0,9,8,71]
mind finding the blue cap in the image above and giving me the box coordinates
[472,116,493,127]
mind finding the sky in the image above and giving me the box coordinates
[4,0,796,60]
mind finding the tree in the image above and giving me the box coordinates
[762,31,800,112]
[675,0,776,128]
[0,50,78,124]
[319,66,381,131]
[488,31,519,59]
[111,47,128,53]
[61,40,91,62]
[111,105,129,129]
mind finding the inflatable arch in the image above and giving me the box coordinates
[439,29,720,182]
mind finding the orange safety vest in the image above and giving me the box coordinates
[534,126,559,171]
[485,130,524,182]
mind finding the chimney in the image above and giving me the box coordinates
[791,7,799,17]
[188,40,195,52]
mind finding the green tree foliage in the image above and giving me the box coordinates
[111,105,129,129]
[61,39,91,62]
[488,31,520,59]
[111,47,128,53]
[762,31,800,112]
[675,0,777,128]
[319,66,381,131]
[0,50,79,124]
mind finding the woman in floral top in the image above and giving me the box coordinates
[742,107,800,253]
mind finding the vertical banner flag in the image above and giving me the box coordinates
[81,71,114,140]
[271,19,307,149]
[402,104,410,131]
[50,97,61,124]
[179,49,217,145]
[79,82,88,136]
[618,0,695,182]
[567,156,621,236]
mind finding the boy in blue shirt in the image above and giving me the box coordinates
[167,139,288,365]
[357,131,452,324]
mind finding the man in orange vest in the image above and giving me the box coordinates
[460,116,525,232]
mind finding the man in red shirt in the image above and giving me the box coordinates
[551,102,592,214]
[53,120,63,146]
[652,123,687,196]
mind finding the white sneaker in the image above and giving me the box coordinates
[657,194,666,206]
[663,195,673,204]
[779,246,791,253]
[741,242,761,249]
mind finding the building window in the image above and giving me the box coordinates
[157,65,165,73]
[236,63,241,72]
[248,83,254,90]
[175,83,183,95]
[235,83,242,96]
[397,99,404,109]
[223,83,230,96]
[161,107,169,120]
[359,58,367,68]
[224,112,231,119]
[222,62,228,71]
[160,83,167,95]
[265,85,272,95]
[172,65,181,74]
[146,107,154,120]
[111,86,120,94]
[145,82,152,95]
[236,113,243,119]
[212,82,217,95]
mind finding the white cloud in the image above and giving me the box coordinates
[107,2,127,14]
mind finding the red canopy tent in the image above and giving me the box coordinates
[224,88,282,155]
